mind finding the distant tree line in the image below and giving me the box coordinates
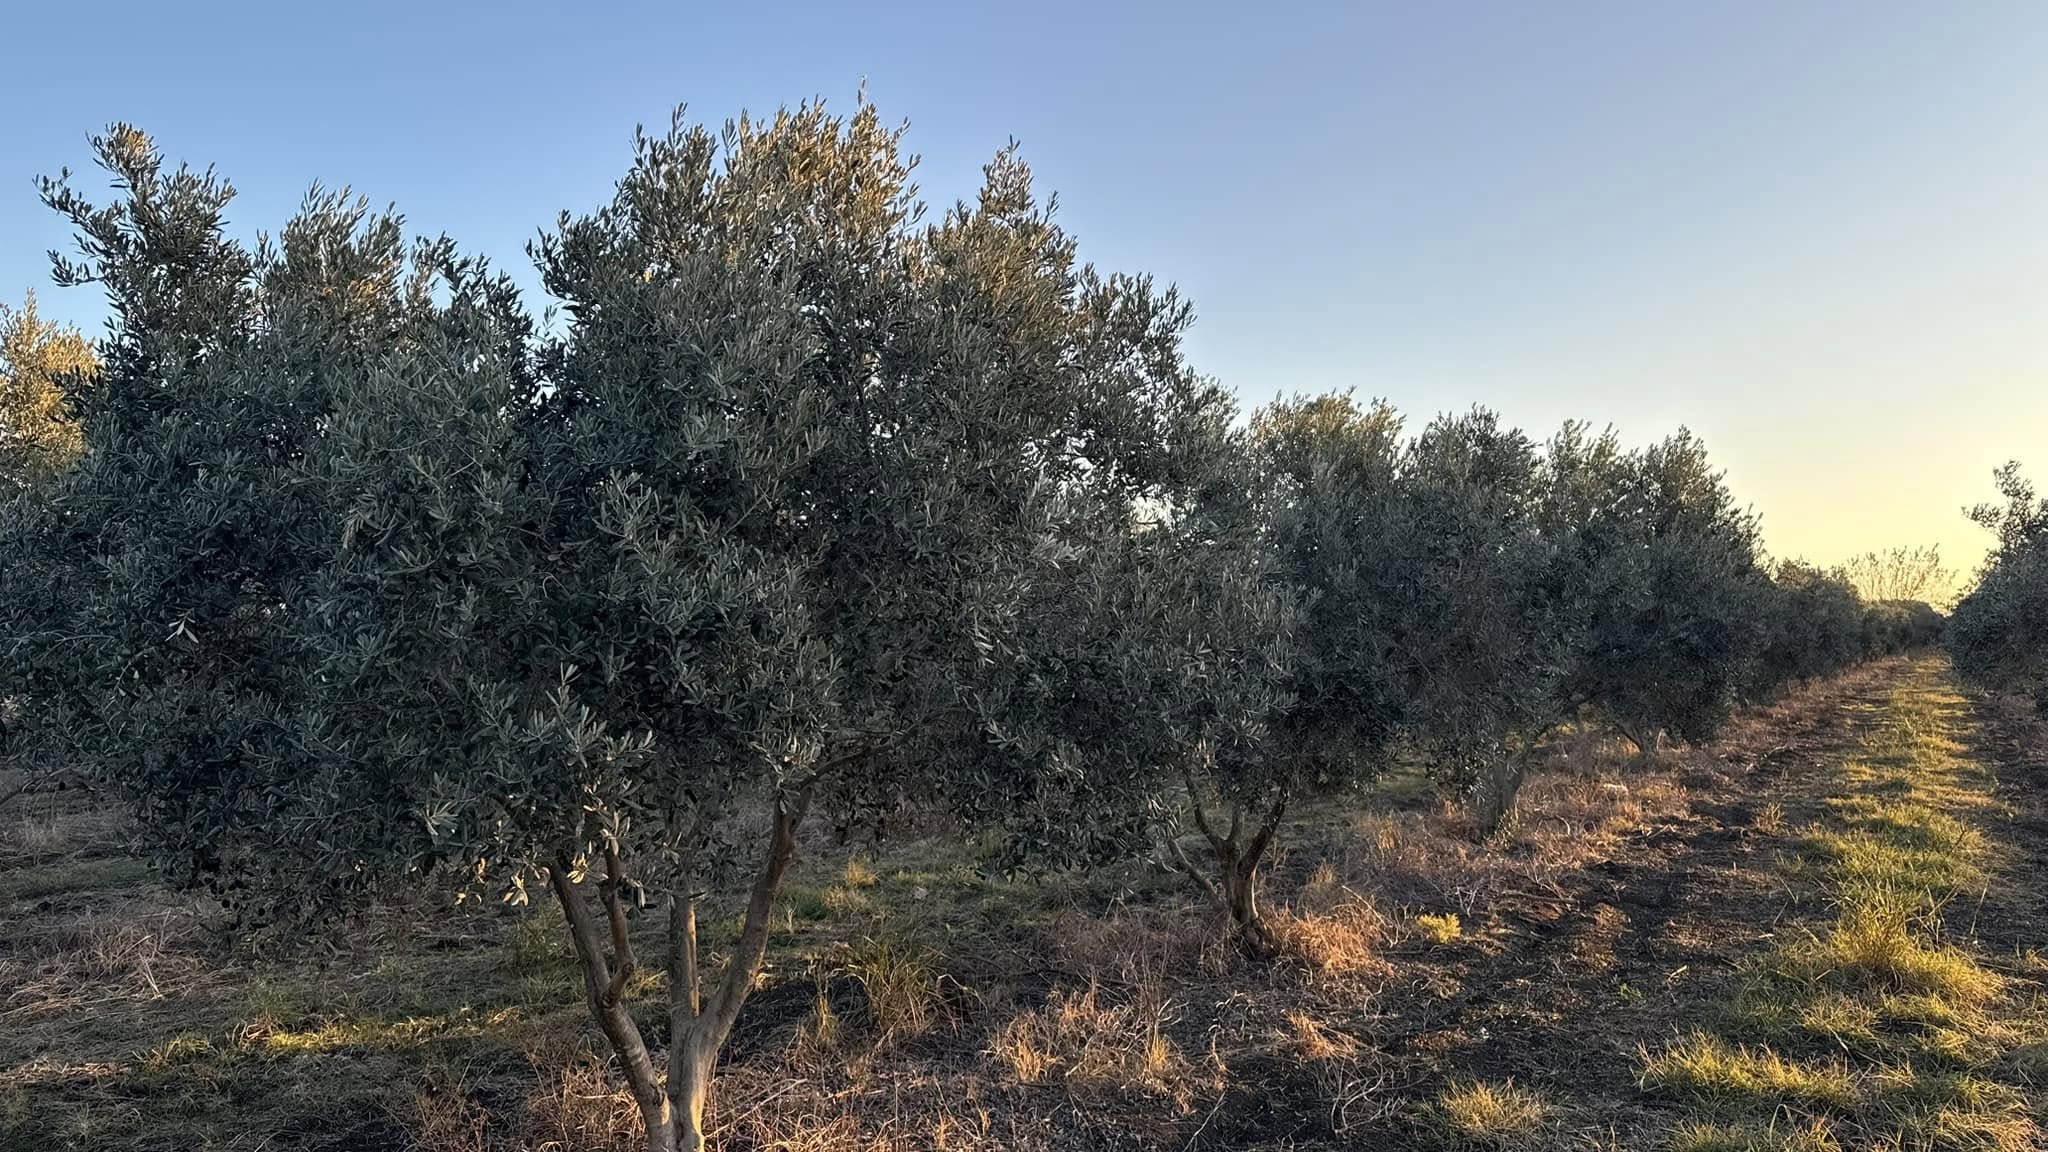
[0,106,1947,1152]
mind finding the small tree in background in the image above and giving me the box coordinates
[1860,598,1945,657]
[0,291,93,494]
[1842,544,1955,609]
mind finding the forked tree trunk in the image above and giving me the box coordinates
[1614,720,1658,760]
[1168,780,1288,956]
[667,792,807,1152]
[547,791,810,1152]
[1217,851,1274,954]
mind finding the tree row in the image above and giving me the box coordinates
[0,106,1942,1152]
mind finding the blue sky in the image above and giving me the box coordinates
[4,1,2045,575]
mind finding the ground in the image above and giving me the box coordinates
[2,656,2043,1150]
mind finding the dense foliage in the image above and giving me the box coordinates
[1949,464,2048,709]
[0,291,94,777]
[1753,561,1865,691]
[0,105,1948,1152]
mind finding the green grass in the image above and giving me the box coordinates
[1640,1032,1857,1109]
[1651,662,2045,1151]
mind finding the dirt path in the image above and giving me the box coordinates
[1270,663,1900,1149]
[1502,656,2044,1152]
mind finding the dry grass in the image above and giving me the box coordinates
[11,658,2040,1152]
[1043,904,1224,981]
[520,1052,645,1152]
[842,855,879,889]
[1347,740,1696,921]
[1428,1078,1549,1147]
[401,1052,645,1152]
[989,978,1199,1107]
[844,935,939,1045]
[1285,1010,1363,1063]
[1272,897,1393,979]
[3,917,195,1008]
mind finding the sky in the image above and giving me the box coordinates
[2,1,2044,579]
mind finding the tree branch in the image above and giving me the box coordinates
[550,851,614,1004]
[1165,830,1225,908]
[600,841,635,1008]
[1243,785,1289,871]
[700,788,811,1048]
[667,883,702,1098]
[1180,760,1223,851]
[548,852,671,1146]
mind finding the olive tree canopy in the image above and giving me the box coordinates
[14,105,1234,1152]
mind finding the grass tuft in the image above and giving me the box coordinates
[846,936,938,1044]
[1640,1032,1857,1109]
[1430,1078,1548,1147]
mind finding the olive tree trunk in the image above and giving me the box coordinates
[547,791,810,1152]
[668,793,807,1151]
[1617,722,1664,760]
[1167,782,1289,956]
[1472,755,1528,838]
[548,846,676,1152]
[1473,728,1553,837]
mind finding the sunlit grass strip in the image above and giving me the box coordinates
[1643,661,2043,1151]
[1640,1032,1856,1109]
[1665,1117,1840,1152]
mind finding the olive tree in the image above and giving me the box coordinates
[967,423,1300,948]
[1751,560,1864,694]
[1392,409,1561,831]
[3,128,371,881]
[1543,426,1769,753]
[970,395,1406,953]
[1059,393,1412,950]
[1949,464,2048,709]
[15,105,1222,1152]
[300,102,1227,1151]
[1861,598,1944,657]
